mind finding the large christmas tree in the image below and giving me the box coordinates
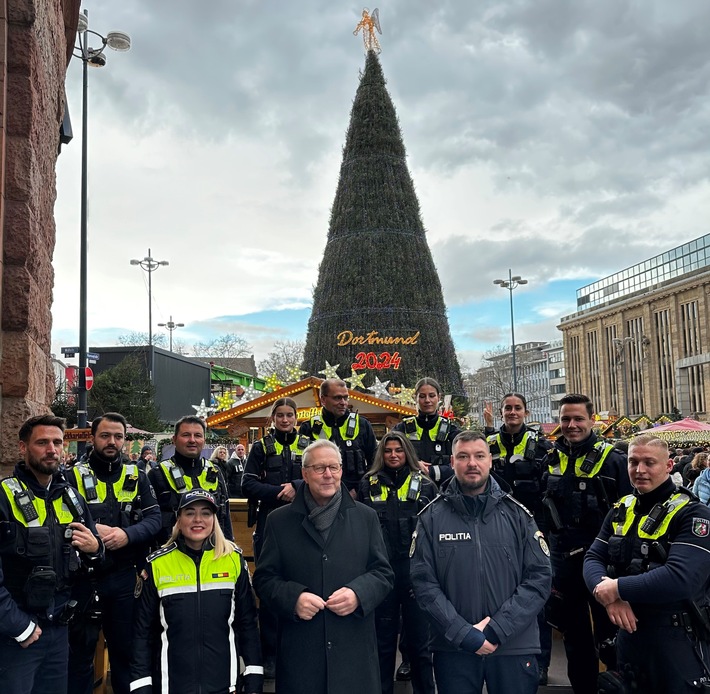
[302,50,464,396]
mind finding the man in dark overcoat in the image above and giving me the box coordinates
[253,438,394,694]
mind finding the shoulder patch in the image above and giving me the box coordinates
[534,530,550,556]
[147,542,177,563]
[692,517,710,538]
[134,572,144,598]
[504,493,533,518]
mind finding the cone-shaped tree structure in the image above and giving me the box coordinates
[303,51,464,395]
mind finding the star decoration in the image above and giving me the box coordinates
[215,393,236,412]
[368,376,391,400]
[318,360,340,380]
[239,379,260,402]
[285,365,308,384]
[192,399,215,419]
[265,373,283,392]
[394,384,416,407]
[344,369,367,390]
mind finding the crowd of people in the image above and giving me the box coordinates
[1,378,710,694]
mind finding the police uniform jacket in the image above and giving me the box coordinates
[298,409,377,491]
[130,536,262,694]
[544,433,631,554]
[357,466,437,562]
[67,451,161,573]
[410,476,552,656]
[584,477,710,619]
[148,451,233,544]
[0,463,103,640]
[393,414,460,485]
[242,430,304,534]
[252,483,394,694]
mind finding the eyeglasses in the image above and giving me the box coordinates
[304,464,342,475]
[326,395,348,402]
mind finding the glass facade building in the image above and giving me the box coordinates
[576,234,710,310]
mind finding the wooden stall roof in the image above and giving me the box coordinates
[206,376,416,430]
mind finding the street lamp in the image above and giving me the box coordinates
[74,9,131,435]
[130,249,169,347]
[158,316,185,352]
[493,269,528,392]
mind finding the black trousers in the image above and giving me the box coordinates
[376,561,434,694]
[617,625,710,693]
[254,525,278,660]
[551,550,617,694]
[67,567,136,694]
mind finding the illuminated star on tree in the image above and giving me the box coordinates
[265,373,283,392]
[368,376,391,399]
[192,399,215,419]
[394,384,416,406]
[239,379,260,402]
[215,393,236,412]
[285,365,308,384]
[344,369,367,390]
[318,361,340,380]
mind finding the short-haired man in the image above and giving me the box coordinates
[584,435,710,692]
[299,379,377,497]
[542,394,632,694]
[0,415,102,694]
[65,412,161,694]
[410,431,551,693]
[149,415,233,544]
[227,443,247,498]
[253,439,394,694]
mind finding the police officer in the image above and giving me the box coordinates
[393,377,459,485]
[0,415,102,694]
[358,430,437,694]
[484,392,552,683]
[584,434,710,693]
[149,415,233,545]
[410,431,551,694]
[299,378,376,497]
[242,397,306,678]
[65,412,161,694]
[543,394,632,694]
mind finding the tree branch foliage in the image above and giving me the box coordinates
[258,340,306,381]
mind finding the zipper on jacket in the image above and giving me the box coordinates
[195,555,203,694]
[474,517,485,616]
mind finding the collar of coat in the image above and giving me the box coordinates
[291,481,356,517]
[440,474,510,520]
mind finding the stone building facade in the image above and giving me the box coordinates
[0,0,79,470]
[559,235,710,419]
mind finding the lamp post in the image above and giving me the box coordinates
[493,269,528,392]
[157,316,185,352]
[130,249,169,347]
[74,10,131,435]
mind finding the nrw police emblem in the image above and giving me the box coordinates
[534,530,550,557]
[692,518,710,538]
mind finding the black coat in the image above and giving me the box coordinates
[253,484,394,694]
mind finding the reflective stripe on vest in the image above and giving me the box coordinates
[487,430,535,459]
[548,441,613,477]
[612,492,691,540]
[368,473,422,502]
[0,477,75,527]
[73,463,140,504]
[150,546,242,596]
[310,414,360,442]
[159,459,219,494]
[403,416,443,443]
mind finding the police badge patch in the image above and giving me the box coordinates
[692,518,710,538]
[534,530,550,557]
[134,569,148,598]
[409,529,417,558]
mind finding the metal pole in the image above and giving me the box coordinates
[148,247,153,347]
[77,11,89,438]
[508,268,517,392]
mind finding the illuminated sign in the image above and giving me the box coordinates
[337,330,420,347]
[352,352,401,370]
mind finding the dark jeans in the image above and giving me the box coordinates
[0,622,69,694]
[433,650,539,694]
[376,564,434,694]
[551,550,617,694]
[68,567,136,694]
[617,626,709,693]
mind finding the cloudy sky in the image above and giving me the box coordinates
[52,0,710,373]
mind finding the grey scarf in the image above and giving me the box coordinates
[304,485,342,540]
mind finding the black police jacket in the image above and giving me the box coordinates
[411,476,552,655]
[0,463,102,639]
